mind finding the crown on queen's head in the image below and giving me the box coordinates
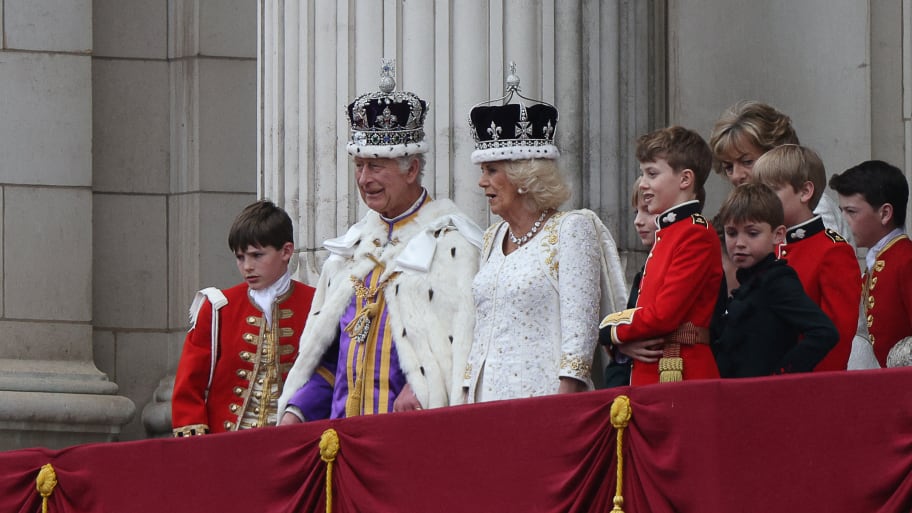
[468,62,560,164]
[346,59,429,159]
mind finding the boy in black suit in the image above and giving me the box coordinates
[711,183,838,377]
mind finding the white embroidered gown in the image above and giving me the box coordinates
[464,211,601,402]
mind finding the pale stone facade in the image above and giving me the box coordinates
[92,0,258,442]
[0,1,257,449]
[669,0,911,217]
[0,0,133,450]
[0,1,909,449]
[262,0,911,285]
[259,1,664,286]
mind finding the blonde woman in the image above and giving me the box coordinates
[462,68,626,402]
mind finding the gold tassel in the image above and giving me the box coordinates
[610,395,632,513]
[658,356,683,382]
[36,463,58,513]
[320,429,340,513]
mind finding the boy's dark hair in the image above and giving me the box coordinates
[716,183,785,229]
[636,126,713,203]
[228,200,294,252]
[829,160,909,228]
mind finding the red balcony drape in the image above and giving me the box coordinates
[2,368,911,512]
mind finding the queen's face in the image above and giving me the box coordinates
[478,160,522,218]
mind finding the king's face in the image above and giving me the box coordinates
[354,157,418,218]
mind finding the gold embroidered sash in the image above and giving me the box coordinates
[343,255,400,417]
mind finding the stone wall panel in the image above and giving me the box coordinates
[5,187,92,322]
[93,59,170,194]
[198,58,257,193]
[5,0,91,52]
[199,0,256,58]
[93,194,168,329]
[93,0,167,59]
[0,53,91,186]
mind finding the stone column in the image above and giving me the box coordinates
[907,1,912,191]
[258,0,654,276]
[555,1,583,205]
[588,0,667,274]
[450,0,495,224]
[130,0,258,439]
[0,1,134,450]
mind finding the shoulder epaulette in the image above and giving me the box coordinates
[599,307,639,328]
[691,213,708,227]
[824,228,847,244]
[186,287,229,396]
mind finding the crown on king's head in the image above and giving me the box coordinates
[345,59,429,159]
[468,62,560,164]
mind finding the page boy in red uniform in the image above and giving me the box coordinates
[753,145,860,371]
[172,201,316,436]
[829,160,912,367]
[599,126,722,385]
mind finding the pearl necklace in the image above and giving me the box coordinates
[509,210,549,246]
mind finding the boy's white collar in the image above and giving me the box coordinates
[249,269,292,326]
[866,227,905,271]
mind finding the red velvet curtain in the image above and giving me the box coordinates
[2,368,911,512]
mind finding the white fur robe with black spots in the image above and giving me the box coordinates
[277,198,482,418]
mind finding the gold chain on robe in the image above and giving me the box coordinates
[344,255,400,417]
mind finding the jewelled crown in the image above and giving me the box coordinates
[346,59,429,159]
[469,63,559,164]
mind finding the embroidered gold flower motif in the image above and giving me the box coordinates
[559,353,591,378]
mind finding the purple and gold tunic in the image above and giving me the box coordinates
[289,192,429,419]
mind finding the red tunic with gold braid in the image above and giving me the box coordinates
[600,201,722,385]
[172,280,315,435]
[777,217,861,371]
[863,234,912,366]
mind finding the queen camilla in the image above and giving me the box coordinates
[462,66,627,403]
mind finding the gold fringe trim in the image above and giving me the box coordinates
[320,429,340,513]
[658,356,683,382]
[36,463,58,513]
[610,395,632,513]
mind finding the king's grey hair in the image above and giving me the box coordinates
[397,154,426,181]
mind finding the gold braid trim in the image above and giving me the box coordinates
[315,366,336,386]
[320,429,340,513]
[658,322,709,382]
[610,396,632,513]
[600,308,638,328]
[658,343,683,383]
[172,424,210,437]
[36,463,57,513]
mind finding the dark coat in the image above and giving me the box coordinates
[711,254,838,378]
[603,269,641,388]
